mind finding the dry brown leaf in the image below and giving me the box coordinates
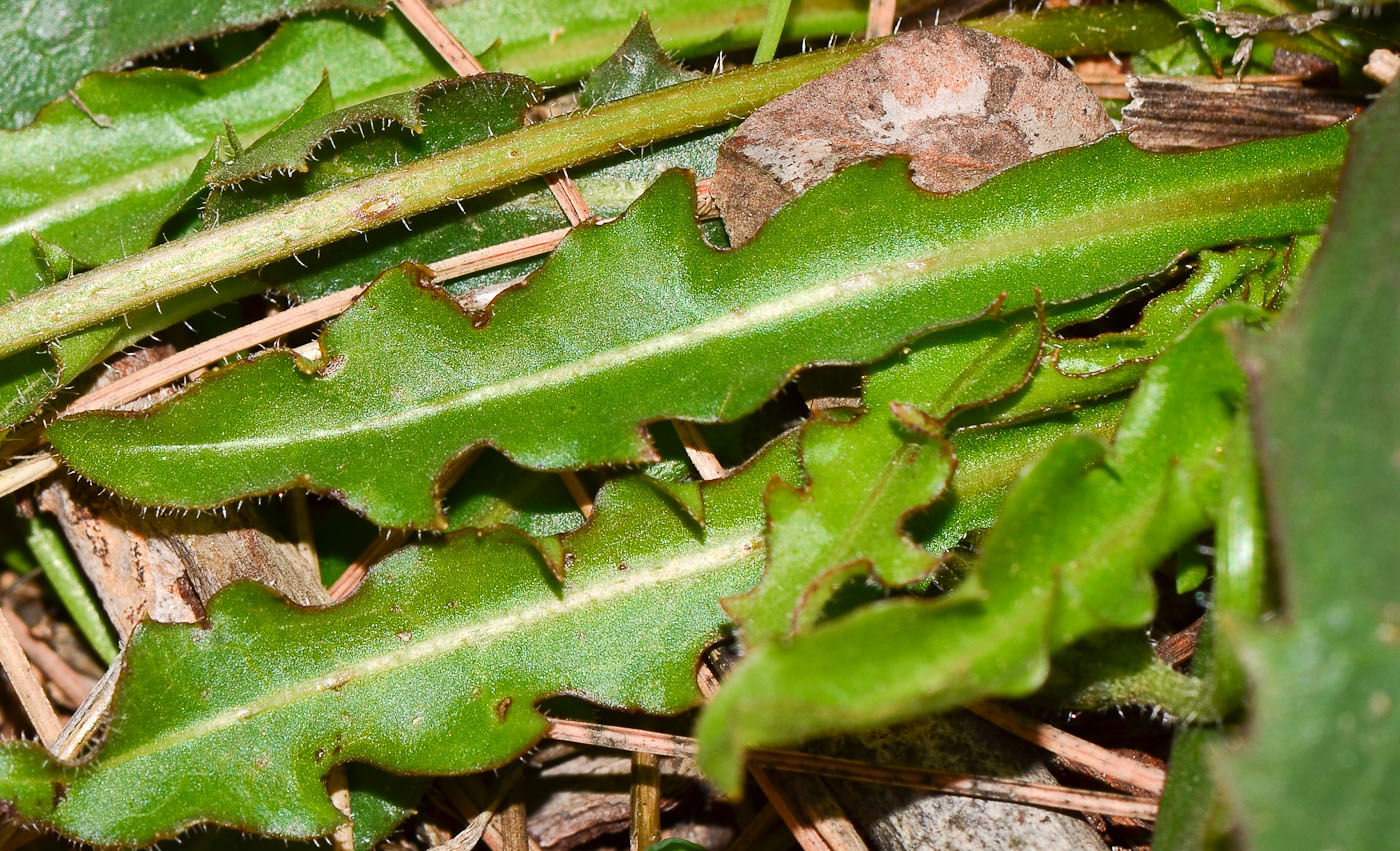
[712,26,1113,244]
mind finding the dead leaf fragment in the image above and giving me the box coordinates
[713,26,1114,244]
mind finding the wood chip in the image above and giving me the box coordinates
[712,26,1112,244]
[1122,75,1364,153]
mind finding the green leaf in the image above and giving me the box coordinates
[1054,247,1273,376]
[695,305,1255,793]
[443,452,587,539]
[578,14,699,107]
[915,397,1127,554]
[1152,725,1234,851]
[48,130,1345,528]
[0,0,386,130]
[201,71,552,302]
[213,26,723,305]
[0,1,865,427]
[0,442,802,846]
[0,1,863,306]
[725,318,1042,648]
[968,245,1271,429]
[1218,82,1400,849]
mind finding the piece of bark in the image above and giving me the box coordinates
[37,347,327,637]
[1122,75,1364,153]
[809,714,1109,851]
[712,26,1113,244]
[38,479,328,637]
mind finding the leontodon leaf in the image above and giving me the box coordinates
[0,443,801,847]
[47,129,1344,528]
[726,317,1043,648]
[0,0,386,129]
[697,306,1259,793]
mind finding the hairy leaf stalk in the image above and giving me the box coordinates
[0,43,873,358]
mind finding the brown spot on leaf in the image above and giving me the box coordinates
[495,696,513,721]
[712,26,1113,244]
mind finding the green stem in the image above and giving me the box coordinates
[24,515,119,664]
[755,0,796,63]
[0,41,876,360]
[971,2,1184,56]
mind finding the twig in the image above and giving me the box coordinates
[865,0,897,39]
[630,752,662,851]
[327,531,406,602]
[3,608,94,709]
[429,763,524,851]
[966,700,1166,794]
[0,607,63,746]
[498,791,529,851]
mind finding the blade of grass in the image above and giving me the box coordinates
[22,516,118,664]
[756,0,796,63]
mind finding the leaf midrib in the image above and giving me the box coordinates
[123,173,1294,456]
[96,532,761,772]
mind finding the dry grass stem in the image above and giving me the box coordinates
[52,660,121,761]
[429,764,523,851]
[0,607,63,746]
[328,531,407,602]
[547,718,1160,821]
[2,609,94,708]
[966,700,1166,794]
[394,0,487,74]
[865,0,896,39]
[726,803,782,851]
[751,748,1159,821]
[673,421,727,480]
[629,752,662,850]
[287,489,319,576]
[559,472,595,518]
[441,775,545,851]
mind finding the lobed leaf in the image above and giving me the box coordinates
[0,442,801,846]
[47,130,1345,528]
[0,2,858,428]
[0,0,385,130]
[969,244,1274,428]
[695,305,1257,793]
[725,318,1042,648]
